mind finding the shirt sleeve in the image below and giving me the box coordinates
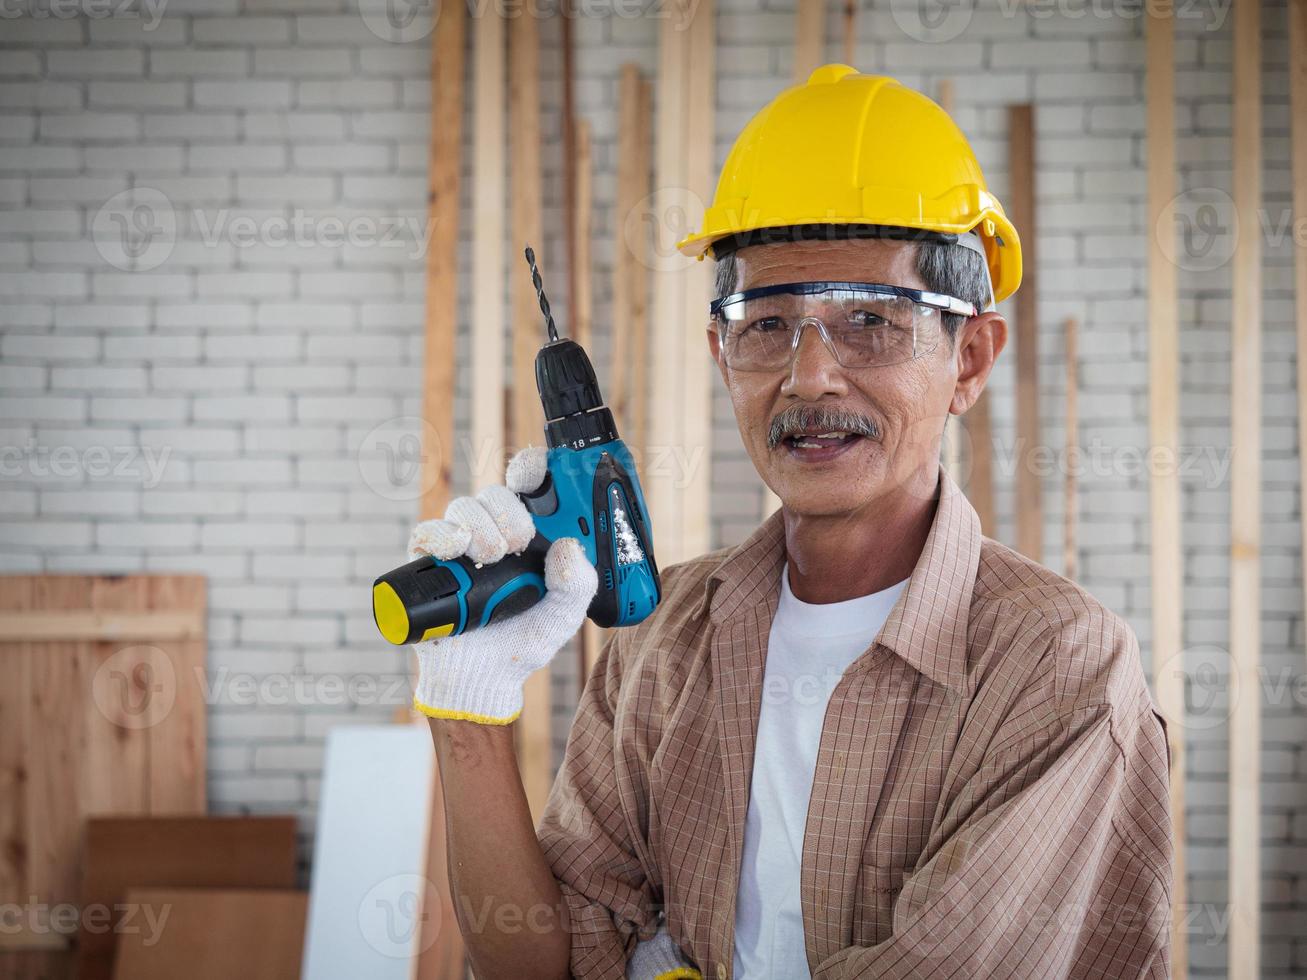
[811,697,1174,979]
[536,626,663,980]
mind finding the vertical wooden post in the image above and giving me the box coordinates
[937,79,964,488]
[649,0,687,559]
[415,1,467,974]
[651,0,713,564]
[1008,104,1041,561]
[841,0,856,65]
[571,118,605,686]
[681,0,715,560]
[1062,315,1078,583]
[1290,0,1307,678]
[794,0,824,82]
[599,68,654,685]
[470,10,505,493]
[507,1,553,824]
[1229,0,1262,973]
[1144,7,1186,975]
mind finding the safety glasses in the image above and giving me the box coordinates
[709,281,978,372]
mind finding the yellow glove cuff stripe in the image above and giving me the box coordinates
[412,698,521,725]
[654,970,701,980]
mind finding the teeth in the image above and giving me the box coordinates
[787,431,851,442]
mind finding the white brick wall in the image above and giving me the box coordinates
[2,0,1305,971]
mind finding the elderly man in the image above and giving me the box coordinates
[409,66,1173,979]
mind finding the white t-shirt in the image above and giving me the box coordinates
[732,564,909,980]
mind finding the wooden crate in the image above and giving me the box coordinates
[0,575,207,980]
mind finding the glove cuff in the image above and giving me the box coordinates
[412,639,526,725]
[626,927,702,980]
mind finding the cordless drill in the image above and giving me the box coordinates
[371,246,662,646]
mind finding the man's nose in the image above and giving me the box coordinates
[781,320,847,398]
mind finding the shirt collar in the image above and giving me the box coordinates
[692,463,981,695]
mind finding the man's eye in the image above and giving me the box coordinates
[745,316,786,333]
[848,309,889,327]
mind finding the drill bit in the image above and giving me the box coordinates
[523,245,559,343]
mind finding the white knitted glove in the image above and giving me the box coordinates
[407,445,598,725]
[627,922,701,980]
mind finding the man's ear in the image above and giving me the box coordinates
[707,324,728,384]
[951,312,1007,416]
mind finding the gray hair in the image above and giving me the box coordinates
[712,234,991,341]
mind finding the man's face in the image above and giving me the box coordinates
[707,237,1004,518]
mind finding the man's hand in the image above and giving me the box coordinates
[627,922,702,980]
[407,444,598,724]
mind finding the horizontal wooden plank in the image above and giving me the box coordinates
[0,611,204,642]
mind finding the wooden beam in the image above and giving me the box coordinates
[1228,0,1262,973]
[937,79,964,488]
[1062,315,1078,582]
[681,0,715,561]
[413,4,469,976]
[0,610,204,642]
[418,0,464,527]
[1008,104,1041,561]
[1290,0,1307,679]
[508,1,552,825]
[612,65,652,450]
[599,67,654,687]
[1145,7,1186,975]
[561,0,577,332]
[470,5,505,493]
[841,0,856,65]
[572,116,605,689]
[794,0,824,82]
[650,0,689,561]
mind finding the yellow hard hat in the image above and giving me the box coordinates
[676,64,1022,304]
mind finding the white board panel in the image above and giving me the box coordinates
[303,726,438,980]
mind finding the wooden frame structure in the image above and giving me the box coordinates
[1228,0,1262,973]
[1144,7,1186,975]
[1009,103,1041,562]
[650,0,715,565]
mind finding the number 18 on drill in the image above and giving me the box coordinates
[371,246,663,646]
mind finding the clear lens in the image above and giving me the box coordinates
[717,286,942,370]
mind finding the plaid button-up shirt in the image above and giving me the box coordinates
[537,465,1173,979]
